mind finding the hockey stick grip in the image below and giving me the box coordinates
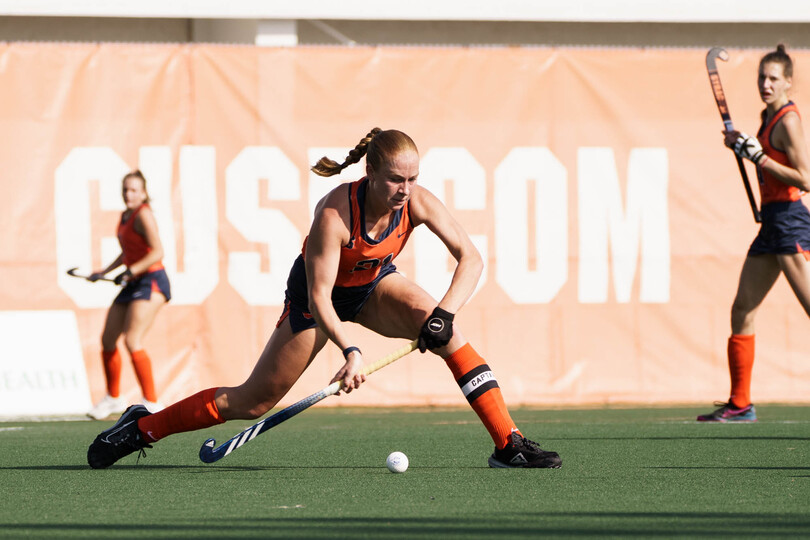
[358,339,418,377]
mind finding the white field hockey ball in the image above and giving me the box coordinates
[386,451,408,473]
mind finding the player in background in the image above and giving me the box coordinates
[85,170,170,419]
[698,45,810,422]
[87,128,561,470]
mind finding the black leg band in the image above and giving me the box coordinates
[456,364,499,403]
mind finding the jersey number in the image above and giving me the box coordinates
[350,253,394,273]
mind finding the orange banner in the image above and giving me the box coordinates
[0,43,808,415]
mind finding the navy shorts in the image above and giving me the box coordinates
[276,254,399,333]
[748,200,810,258]
[113,268,172,304]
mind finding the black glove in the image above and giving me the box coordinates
[418,307,455,353]
[114,268,132,285]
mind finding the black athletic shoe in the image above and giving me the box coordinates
[87,405,153,469]
[488,432,562,469]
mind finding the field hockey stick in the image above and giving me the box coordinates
[706,47,762,223]
[65,267,117,283]
[199,339,418,464]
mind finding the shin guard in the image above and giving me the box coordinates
[728,334,755,409]
[130,349,158,402]
[102,349,122,398]
[137,387,224,443]
[444,343,518,449]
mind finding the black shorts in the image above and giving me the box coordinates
[276,254,399,333]
[113,269,172,304]
[748,200,810,258]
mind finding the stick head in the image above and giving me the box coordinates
[706,47,729,69]
[66,267,80,277]
[199,438,217,463]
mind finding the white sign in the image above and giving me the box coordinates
[0,311,92,417]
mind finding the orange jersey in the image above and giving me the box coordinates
[303,178,413,288]
[117,204,163,273]
[757,102,805,205]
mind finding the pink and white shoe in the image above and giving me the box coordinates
[697,402,757,423]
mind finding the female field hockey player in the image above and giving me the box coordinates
[87,128,561,469]
[698,45,810,422]
[85,170,170,419]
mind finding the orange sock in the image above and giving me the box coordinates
[728,334,755,409]
[137,388,224,443]
[444,343,518,449]
[130,349,158,402]
[102,349,121,398]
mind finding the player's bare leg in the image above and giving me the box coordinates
[778,252,810,317]
[121,293,165,353]
[731,255,782,334]
[215,323,329,420]
[101,303,127,351]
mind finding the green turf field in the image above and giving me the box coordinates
[1,405,808,539]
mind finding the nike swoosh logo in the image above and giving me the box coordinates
[397,231,408,238]
[101,420,135,444]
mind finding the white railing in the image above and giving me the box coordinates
[0,0,805,22]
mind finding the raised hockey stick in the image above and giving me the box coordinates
[706,47,762,223]
[199,339,419,464]
[65,267,117,283]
